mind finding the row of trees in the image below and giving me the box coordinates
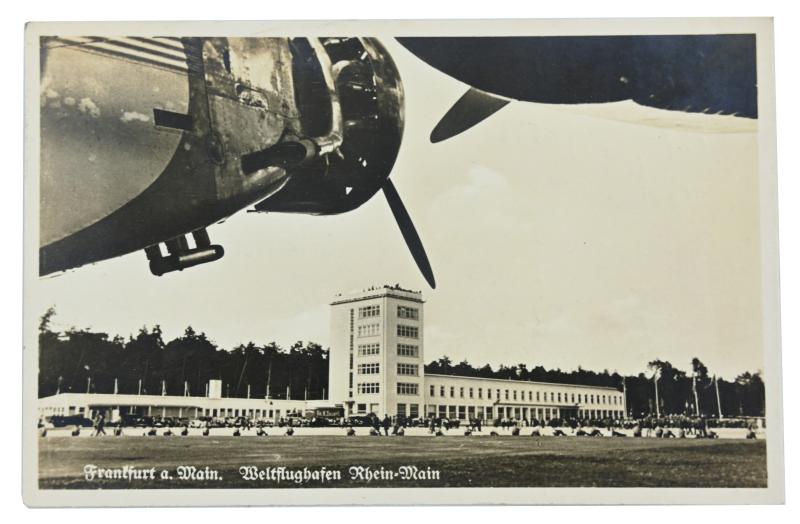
[425,356,765,418]
[38,308,328,400]
[38,308,765,418]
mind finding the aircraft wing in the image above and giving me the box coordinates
[397,35,757,142]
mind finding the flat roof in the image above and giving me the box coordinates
[425,373,621,391]
[37,392,323,407]
[331,284,424,305]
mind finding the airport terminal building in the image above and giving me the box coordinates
[329,286,625,422]
[39,285,625,423]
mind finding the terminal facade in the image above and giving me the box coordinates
[329,285,625,422]
[39,285,625,423]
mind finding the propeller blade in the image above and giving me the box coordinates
[431,87,510,143]
[382,179,436,289]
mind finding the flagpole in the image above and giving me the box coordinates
[692,373,700,416]
[653,372,660,418]
[266,359,272,399]
[622,377,628,419]
[714,375,723,419]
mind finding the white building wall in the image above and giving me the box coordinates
[423,374,625,422]
[328,299,352,410]
[330,285,425,418]
[37,392,311,422]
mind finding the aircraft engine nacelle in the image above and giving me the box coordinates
[252,37,405,215]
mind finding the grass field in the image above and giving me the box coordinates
[39,435,767,489]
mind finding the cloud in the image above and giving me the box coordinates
[77,97,100,118]
[120,111,150,123]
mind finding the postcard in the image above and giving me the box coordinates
[22,18,783,506]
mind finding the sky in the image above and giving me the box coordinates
[31,39,764,381]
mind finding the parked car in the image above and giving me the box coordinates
[120,414,153,427]
[346,415,373,427]
[50,415,93,428]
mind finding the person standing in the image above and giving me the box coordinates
[93,414,106,437]
[382,414,391,436]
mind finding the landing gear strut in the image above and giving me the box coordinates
[145,228,224,276]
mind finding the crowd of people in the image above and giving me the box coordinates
[40,412,762,440]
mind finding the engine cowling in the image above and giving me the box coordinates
[253,37,404,215]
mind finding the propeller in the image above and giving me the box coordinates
[381,178,436,289]
[431,87,509,143]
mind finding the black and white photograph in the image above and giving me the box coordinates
[22,18,783,506]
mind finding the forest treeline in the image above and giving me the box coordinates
[425,356,765,417]
[38,308,765,417]
[38,308,328,401]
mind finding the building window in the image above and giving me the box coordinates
[397,383,419,395]
[357,382,380,394]
[430,385,435,397]
[397,363,419,376]
[557,393,562,403]
[349,372,353,387]
[528,391,532,401]
[357,323,380,337]
[571,393,575,403]
[460,387,464,398]
[358,343,380,356]
[450,386,455,398]
[458,406,466,420]
[440,385,445,397]
[358,305,380,318]
[397,306,419,320]
[397,403,407,417]
[409,404,419,418]
[397,325,419,338]
[397,344,419,357]
[505,390,509,400]
[487,389,492,399]
[469,388,474,399]
[513,390,517,401]
[357,403,367,413]
[478,388,483,399]
[550,392,554,402]
[357,363,380,375]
